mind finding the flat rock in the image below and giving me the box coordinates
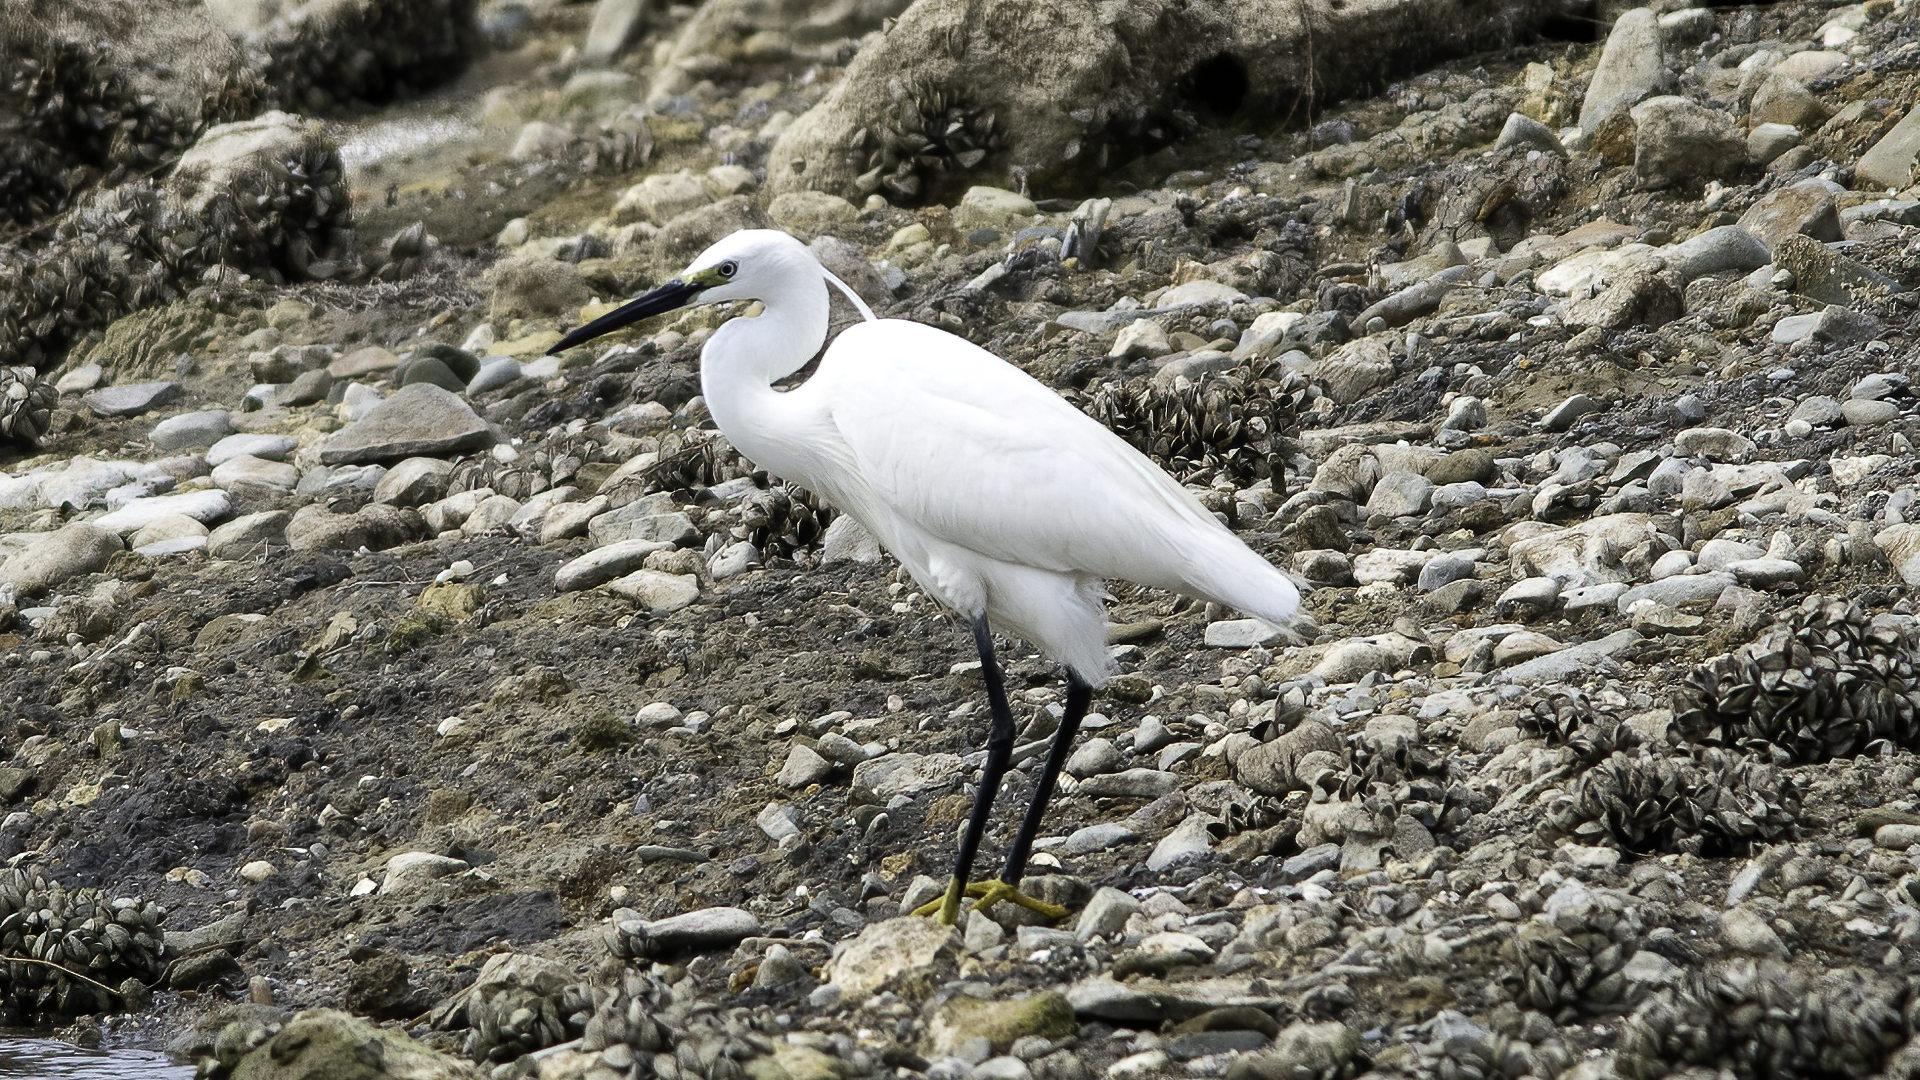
[208,433,298,467]
[0,524,123,597]
[320,384,494,465]
[1501,629,1642,684]
[206,510,290,558]
[94,490,230,534]
[604,569,699,611]
[379,851,468,896]
[616,907,763,958]
[851,753,967,802]
[555,539,674,592]
[85,381,181,418]
[1858,102,1920,190]
[824,917,958,1001]
[150,410,232,450]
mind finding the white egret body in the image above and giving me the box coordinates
[551,229,1304,921]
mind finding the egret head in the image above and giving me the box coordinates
[547,230,827,354]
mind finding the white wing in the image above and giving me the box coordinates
[816,320,1298,623]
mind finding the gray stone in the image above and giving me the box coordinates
[94,490,230,534]
[85,381,181,418]
[373,457,455,506]
[1616,572,1735,613]
[1673,426,1753,463]
[1727,558,1804,588]
[1146,813,1214,872]
[1494,112,1564,154]
[286,503,426,552]
[1501,629,1642,684]
[1720,904,1786,958]
[1856,102,1920,190]
[619,907,763,957]
[283,368,333,407]
[206,510,290,558]
[1747,122,1801,165]
[1541,393,1599,432]
[1495,576,1561,620]
[1203,618,1288,648]
[822,515,882,564]
[466,358,523,394]
[1279,843,1341,882]
[1065,737,1122,778]
[211,455,299,492]
[1364,471,1433,518]
[605,569,699,611]
[208,433,297,467]
[1843,399,1900,427]
[0,524,122,597]
[1579,9,1664,132]
[1416,552,1477,592]
[1062,822,1137,856]
[150,410,232,450]
[851,753,967,802]
[824,918,957,1001]
[1664,226,1770,282]
[587,494,699,547]
[1631,95,1742,187]
[1075,886,1142,940]
[379,851,468,896]
[1075,769,1182,800]
[772,741,842,788]
[319,383,494,465]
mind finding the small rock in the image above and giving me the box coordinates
[150,410,232,450]
[379,851,468,896]
[84,381,181,418]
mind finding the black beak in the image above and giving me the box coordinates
[548,279,703,354]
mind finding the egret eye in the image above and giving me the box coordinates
[718,260,738,279]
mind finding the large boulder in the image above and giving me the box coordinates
[768,0,1579,201]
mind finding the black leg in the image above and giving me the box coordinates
[937,615,1017,922]
[1000,674,1092,886]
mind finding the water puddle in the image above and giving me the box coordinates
[0,1037,190,1078]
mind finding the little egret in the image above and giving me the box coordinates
[550,229,1304,924]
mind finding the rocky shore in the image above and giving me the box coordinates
[7,0,1920,1077]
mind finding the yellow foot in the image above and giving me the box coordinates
[911,879,1070,925]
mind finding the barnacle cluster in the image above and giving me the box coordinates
[1543,749,1799,856]
[1673,595,1920,764]
[0,867,166,1022]
[0,366,56,446]
[1614,962,1910,1080]
[1080,359,1309,490]
[851,79,1005,205]
[1502,886,1643,1016]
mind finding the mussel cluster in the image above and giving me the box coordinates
[0,366,56,446]
[577,969,680,1080]
[1502,886,1643,1016]
[1398,1012,1575,1080]
[252,0,480,113]
[727,486,835,564]
[852,78,1006,204]
[1543,748,1799,856]
[460,970,595,1064]
[1524,688,1648,767]
[0,9,257,227]
[1081,358,1308,491]
[0,867,165,1022]
[1673,595,1920,764]
[1615,961,1910,1080]
[0,119,353,371]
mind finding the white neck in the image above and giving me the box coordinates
[698,267,832,487]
